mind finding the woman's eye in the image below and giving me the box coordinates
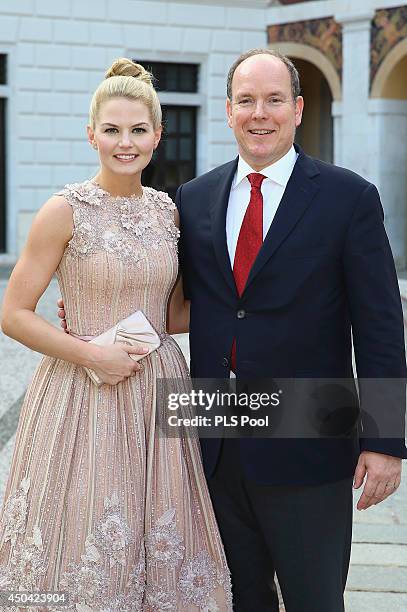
[104,127,146,134]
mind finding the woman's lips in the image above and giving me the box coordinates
[114,154,138,163]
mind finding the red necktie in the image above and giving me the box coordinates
[231,173,265,371]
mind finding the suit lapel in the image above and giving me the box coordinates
[209,158,239,295]
[244,148,320,293]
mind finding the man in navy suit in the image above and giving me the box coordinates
[176,49,407,611]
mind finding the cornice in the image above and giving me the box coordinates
[147,0,271,7]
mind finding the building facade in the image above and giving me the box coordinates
[0,0,406,266]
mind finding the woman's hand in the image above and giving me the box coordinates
[87,342,148,385]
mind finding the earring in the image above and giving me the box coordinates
[91,142,98,150]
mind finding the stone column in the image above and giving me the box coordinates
[331,100,343,167]
[368,99,407,268]
[335,10,374,180]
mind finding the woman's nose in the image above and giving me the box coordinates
[119,134,132,147]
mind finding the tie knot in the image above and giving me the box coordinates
[247,173,265,190]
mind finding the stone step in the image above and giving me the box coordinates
[345,590,407,612]
[347,564,407,593]
[351,543,407,566]
[353,523,407,545]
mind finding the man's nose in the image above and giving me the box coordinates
[252,100,268,119]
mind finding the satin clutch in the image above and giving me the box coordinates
[84,310,161,386]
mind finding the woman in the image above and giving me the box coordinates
[0,58,232,611]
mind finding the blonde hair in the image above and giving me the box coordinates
[89,58,162,130]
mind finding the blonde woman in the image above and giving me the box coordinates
[0,59,232,611]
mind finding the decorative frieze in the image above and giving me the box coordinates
[370,5,407,88]
[268,17,342,80]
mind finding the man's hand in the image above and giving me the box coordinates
[354,451,402,510]
[57,297,68,332]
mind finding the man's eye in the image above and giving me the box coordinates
[238,99,252,105]
[270,98,283,104]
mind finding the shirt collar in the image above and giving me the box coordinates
[232,145,298,190]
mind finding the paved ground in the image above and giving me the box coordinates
[0,275,406,611]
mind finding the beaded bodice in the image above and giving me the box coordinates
[55,180,179,338]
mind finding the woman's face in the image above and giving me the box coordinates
[87,97,162,179]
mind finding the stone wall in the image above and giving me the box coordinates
[0,0,266,254]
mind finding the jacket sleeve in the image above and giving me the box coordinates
[175,184,192,300]
[342,182,407,458]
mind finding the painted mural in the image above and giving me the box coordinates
[371,5,407,87]
[268,17,342,79]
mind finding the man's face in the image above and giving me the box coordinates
[226,54,304,171]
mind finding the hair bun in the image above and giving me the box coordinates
[105,58,153,87]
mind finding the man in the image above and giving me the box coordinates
[58,49,406,611]
[175,49,406,611]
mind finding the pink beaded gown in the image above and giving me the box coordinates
[0,180,232,611]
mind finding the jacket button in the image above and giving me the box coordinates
[222,357,229,367]
[237,309,246,319]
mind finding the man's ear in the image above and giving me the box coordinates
[226,98,233,129]
[295,96,304,128]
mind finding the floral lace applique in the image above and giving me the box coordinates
[216,566,233,610]
[60,561,108,607]
[7,526,46,592]
[144,508,232,611]
[0,476,30,547]
[59,492,136,608]
[63,548,146,612]
[56,181,180,265]
[0,477,47,597]
[125,546,146,610]
[145,507,185,568]
[178,551,218,609]
[93,492,133,567]
[0,489,232,611]
[145,584,177,611]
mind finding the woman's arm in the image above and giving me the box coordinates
[166,209,190,335]
[167,273,190,335]
[1,196,146,385]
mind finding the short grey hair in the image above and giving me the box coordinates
[227,48,301,101]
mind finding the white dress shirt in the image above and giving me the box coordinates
[226,146,298,265]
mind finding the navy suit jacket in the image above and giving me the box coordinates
[176,145,407,485]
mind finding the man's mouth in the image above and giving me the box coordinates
[114,154,138,161]
[248,129,274,135]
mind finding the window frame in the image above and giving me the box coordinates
[134,59,204,196]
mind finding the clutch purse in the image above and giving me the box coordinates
[84,310,161,386]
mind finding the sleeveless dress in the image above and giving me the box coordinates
[0,180,232,612]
